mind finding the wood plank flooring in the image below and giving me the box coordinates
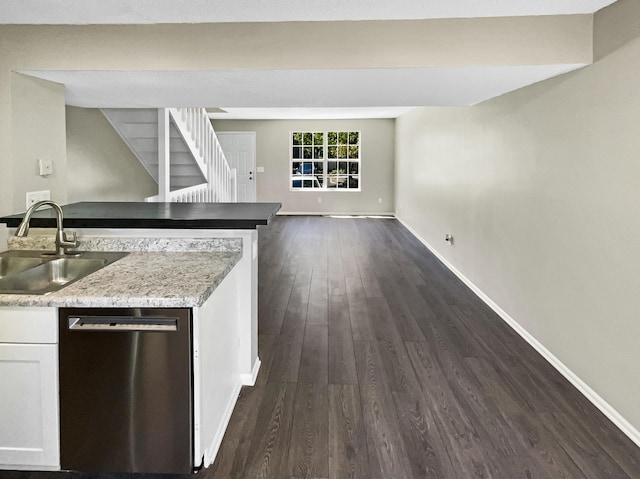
[212,215,640,479]
[7,215,640,479]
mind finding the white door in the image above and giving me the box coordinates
[217,132,257,202]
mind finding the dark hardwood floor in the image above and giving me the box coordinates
[209,216,640,479]
[6,216,640,479]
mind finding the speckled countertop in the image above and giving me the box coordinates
[0,236,242,308]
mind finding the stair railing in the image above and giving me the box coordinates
[166,107,237,203]
[165,183,208,203]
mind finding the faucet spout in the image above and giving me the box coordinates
[16,201,80,255]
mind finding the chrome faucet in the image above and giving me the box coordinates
[15,201,80,256]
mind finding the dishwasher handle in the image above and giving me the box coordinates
[68,316,179,332]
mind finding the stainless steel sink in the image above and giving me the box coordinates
[0,256,48,279]
[0,251,128,295]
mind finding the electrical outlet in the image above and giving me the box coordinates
[317,197,322,204]
[26,190,50,210]
[378,197,382,204]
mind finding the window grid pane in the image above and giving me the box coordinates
[291,131,360,191]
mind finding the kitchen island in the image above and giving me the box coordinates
[0,201,280,230]
[0,201,280,473]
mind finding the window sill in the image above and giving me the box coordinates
[290,188,362,192]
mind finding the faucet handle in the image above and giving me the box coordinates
[62,231,79,247]
[61,231,81,256]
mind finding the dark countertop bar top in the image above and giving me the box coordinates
[0,201,282,230]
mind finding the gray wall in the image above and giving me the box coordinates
[0,80,156,246]
[10,73,68,211]
[213,119,395,214]
[594,0,640,60]
[395,2,640,432]
[0,14,592,216]
[66,107,156,203]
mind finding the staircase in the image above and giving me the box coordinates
[102,108,237,202]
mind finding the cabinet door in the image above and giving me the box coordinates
[0,343,59,468]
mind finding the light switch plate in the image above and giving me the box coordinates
[38,158,53,176]
[257,166,265,173]
[26,190,50,210]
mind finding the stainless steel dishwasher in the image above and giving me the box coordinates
[58,308,193,474]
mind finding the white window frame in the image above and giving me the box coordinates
[290,130,361,192]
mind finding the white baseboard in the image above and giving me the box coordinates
[203,380,243,467]
[396,215,640,449]
[277,211,394,216]
[0,465,58,471]
[240,358,261,386]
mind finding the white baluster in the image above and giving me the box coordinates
[191,109,197,143]
[196,111,200,146]
[195,112,199,147]
[207,140,213,202]
[199,118,204,157]
[158,109,170,201]
[214,147,218,202]
[203,116,207,157]
[221,147,225,201]
[225,166,229,201]
[196,116,201,150]
[218,148,222,201]
[224,149,228,200]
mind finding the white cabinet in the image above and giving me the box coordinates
[0,344,59,468]
[193,265,243,468]
[0,307,59,470]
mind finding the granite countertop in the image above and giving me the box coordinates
[0,237,243,308]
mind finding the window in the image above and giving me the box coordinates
[291,131,360,191]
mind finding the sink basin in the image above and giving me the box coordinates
[0,251,128,295]
[0,256,47,279]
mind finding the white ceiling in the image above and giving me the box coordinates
[22,65,585,119]
[0,0,617,24]
[10,0,612,119]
